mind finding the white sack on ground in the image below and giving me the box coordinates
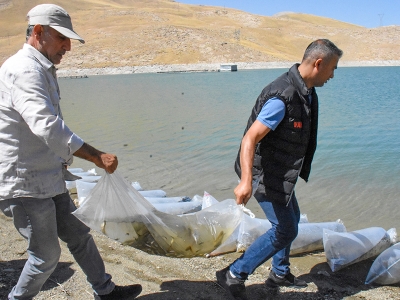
[324,227,397,272]
[66,169,99,192]
[138,189,167,198]
[67,167,84,173]
[70,168,97,177]
[65,180,77,192]
[73,171,242,257]
[144,196,192,204]
[290,220,346,255]
[299,214,309,223]
[209,216,342,257]
[235,210,309,253]
[130,181,167,197]
[365,242,400,285]
[65,168,101,193]
[131,181,143,191]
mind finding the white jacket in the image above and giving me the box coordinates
[0,44,84,199]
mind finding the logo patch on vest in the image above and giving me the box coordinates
[294,121,302,128]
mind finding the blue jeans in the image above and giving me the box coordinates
[0,192,114,299]
[230,192,300,280]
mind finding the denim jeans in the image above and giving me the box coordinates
[230,192,300,280]
[0,192,114,299]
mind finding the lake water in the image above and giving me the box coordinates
[59,66,400,232]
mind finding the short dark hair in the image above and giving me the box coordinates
[26,25,35,41]
[302,39,343,62]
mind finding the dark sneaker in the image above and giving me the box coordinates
[216,266,248,300]
[94,284,142,300]
[265,271,307,289]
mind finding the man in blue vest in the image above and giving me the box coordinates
[216,39,343,300]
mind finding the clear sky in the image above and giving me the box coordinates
[177,0,399,28]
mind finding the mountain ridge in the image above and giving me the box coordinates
[0,0,399,70]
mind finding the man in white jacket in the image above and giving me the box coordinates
[0,4,141,299]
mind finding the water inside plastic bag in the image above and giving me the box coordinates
[365,242,400,285]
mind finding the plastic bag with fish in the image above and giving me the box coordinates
[323,227,397,272]
[73,171,242,256]
[207,205,271,256]
[209,213,340,257]
[290,220,346,255]
[365,242,400,285]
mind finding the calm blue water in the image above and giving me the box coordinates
[59,66,400,231]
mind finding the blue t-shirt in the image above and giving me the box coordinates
[256,97,285,130]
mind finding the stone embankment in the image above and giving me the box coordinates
[56,60,400,78]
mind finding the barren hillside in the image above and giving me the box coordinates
[1,0,399,70]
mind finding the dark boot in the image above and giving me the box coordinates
[94,284,142,300]
[216,266,248,300]
[265,271,307,289]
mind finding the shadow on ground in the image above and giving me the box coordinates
[0,260,75,298]
[137,258,400,300]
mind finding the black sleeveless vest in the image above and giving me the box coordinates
[235,64,318,205]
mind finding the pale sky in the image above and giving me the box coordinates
[177,0,400,28]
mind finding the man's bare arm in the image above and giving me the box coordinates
[234,120,271,205]
[73,142,118,174]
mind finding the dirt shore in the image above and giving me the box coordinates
[1,210,399,300]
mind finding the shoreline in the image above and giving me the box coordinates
[56,60,400,78]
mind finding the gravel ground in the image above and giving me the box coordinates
[1,211,399,300]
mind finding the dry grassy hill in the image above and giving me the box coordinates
[1,0,399,70]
